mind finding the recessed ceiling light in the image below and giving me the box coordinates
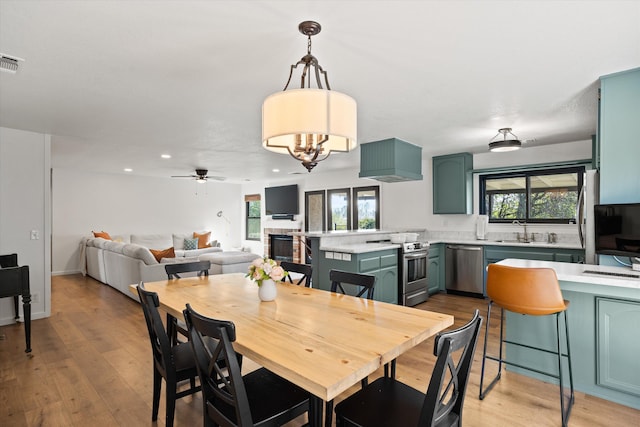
[124,168,133,172]
[161,154,171,159]
[272,168,280,173]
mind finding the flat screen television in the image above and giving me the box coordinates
[594,203,640,258]
[265,184,299,216]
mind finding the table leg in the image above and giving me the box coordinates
[22,293,31,353]
[308,395,323,427]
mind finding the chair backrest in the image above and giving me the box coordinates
[165,260,211,279]
[419,309,482,427]
[0,253,18,268]
[183,303,252,427]
[329,269,376,299]
[280,261,312,287]
[137,283,174,378]
[0,265,29,293]
[486,264,566,315]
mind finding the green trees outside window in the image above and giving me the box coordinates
[246,195,261,240]
[480,167,584,224]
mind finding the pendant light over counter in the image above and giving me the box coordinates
[262,21,357,172]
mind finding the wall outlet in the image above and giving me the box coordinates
[31,293,40,303]
[30,230,39,240]
[632,263,640,272]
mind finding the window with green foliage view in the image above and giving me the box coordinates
[480,167,584,224]
[246,198,261,240]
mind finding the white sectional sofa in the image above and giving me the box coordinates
[84,232,225,300]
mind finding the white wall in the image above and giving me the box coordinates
[240,139,592,254]
[52,169,243,274]
[0,127,51,325]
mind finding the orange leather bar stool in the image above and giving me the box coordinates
[479,264,574,427]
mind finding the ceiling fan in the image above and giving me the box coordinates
[171,169,225,183]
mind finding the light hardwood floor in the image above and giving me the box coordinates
[1,274,638,426]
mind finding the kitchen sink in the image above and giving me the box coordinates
[493,239,531,244]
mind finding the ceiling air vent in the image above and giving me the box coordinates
[0,53,25,74]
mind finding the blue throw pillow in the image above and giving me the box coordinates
[183,237,198,251]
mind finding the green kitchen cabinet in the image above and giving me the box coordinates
[317,248,398,304]
[596,297,640,397]
[432,152,473,214]
[427,243,444,294]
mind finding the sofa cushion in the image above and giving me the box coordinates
[200,251,260,265]
[104,240,126,253]
[150,247,175,263]
[93,230,112,240]
[193,231,211,248]
[172,233,191,250]
[122,243,158,265]
[131,234,173,250]
[183,237,198,251]
[176,247,223,258]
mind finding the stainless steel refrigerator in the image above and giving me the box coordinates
[579,169,600,264]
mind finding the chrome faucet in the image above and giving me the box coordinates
[512,220,530,242]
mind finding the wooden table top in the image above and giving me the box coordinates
[130,274,453,401]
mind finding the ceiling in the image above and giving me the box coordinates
[1,1,639,183]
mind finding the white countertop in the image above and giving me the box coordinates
[427,238,583,250]
[319,242,401,254]
[497,258,640,290]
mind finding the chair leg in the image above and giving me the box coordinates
[479,303,504,399]
[166,380,177,427]
[152,369,162,421]
[13,295,19,320]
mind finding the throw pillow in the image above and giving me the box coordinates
[183,237,198,251]
[93,230,112,240]
[193,231,211,249]
[150,247,175,263]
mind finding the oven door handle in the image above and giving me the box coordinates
[404,252,428,260]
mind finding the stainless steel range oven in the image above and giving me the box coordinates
[399,241,429,306]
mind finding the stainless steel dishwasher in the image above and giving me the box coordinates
[445,245,484,297]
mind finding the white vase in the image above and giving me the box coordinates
[258,279,277,302]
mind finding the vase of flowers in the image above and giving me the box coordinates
[246,257,288,302]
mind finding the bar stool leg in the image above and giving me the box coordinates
[558,311,574,427]
[480,302,505,399]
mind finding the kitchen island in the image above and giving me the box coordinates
[496,259,640,410]
[295,230,423,302]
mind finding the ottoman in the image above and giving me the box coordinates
[199,251,261,275]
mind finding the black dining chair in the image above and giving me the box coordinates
[136,283,201,427]
[0,260,32,353]
[329,269,376,299]
[165,260,211,279]
[0,253,20,320]
[280,261,313,287]
[183,303,310,427]
[164,260,211,344]
[334,310,482,427]
[325,269,378,426]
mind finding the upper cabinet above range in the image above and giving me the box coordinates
[359,138,423,183]
[432,152,473,214]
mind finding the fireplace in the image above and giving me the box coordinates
[269,234,293,262]
[264,227,302,264]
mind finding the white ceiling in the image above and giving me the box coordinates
[1,1,639,183]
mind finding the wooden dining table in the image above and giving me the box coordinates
[130,273,454,426]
